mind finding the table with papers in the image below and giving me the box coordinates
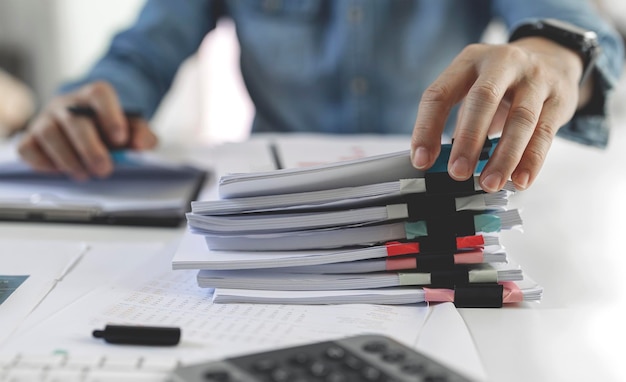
[1,129,625,381]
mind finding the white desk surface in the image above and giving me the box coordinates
[1,126,625,381]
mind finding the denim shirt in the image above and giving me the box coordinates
[62,0,624,147]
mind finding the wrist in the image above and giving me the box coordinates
[509,37,593,108]
[511,37,583,81]
[508,19,600,86]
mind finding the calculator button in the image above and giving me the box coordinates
[401,362,426,375]
[251,358,277,372]
[381,350,406,363]
[362,341,388,353]
[324,346,346,360]
[269,367,291,382]
[325,371,349,382]
[203,370,231,381]
[424,374,448,382]
[342,356,363,370]
[361,366,383,381]
[289,352,310,366]
[308,360,331,377]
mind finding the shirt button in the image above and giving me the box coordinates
[347,6,363,23]
[351,77,369,95]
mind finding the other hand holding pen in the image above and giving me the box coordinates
[17,81,158,180]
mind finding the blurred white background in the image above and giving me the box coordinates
[0,0,253,145]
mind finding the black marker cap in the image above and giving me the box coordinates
[92,324,181,346]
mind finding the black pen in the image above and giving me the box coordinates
[92,324,181,346]
[67,105,143,150]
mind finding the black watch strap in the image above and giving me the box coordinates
[509,19,601,85]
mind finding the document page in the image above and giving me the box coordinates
[270,133,411,168]
[0,239,88,344]
[3,241,429,364]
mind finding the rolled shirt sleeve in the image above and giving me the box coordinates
[493,0,625,148]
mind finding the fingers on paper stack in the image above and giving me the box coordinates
[183,138,542,308]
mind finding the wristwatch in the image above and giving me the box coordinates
[508,18,601,85]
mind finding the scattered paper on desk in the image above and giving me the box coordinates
[3,241,429,364]
[0,239,88,344]
[0,275,28,304]
[418,302,488,381]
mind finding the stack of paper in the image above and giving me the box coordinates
[180,138,542,307]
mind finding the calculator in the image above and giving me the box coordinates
[170,333,473,382]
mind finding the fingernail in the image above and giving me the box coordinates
[70,170,88,182]
[513,171,530,190]
[449,156,471,179]
[111,123,127,144]
[139,134,157,150]
[92,156,111,177]
[149,134,158,147]
[481,172,503,192]
[412,146,430,169]
[113,130,126,144]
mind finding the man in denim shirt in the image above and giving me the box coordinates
[18,0,624,192]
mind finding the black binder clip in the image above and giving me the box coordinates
[426,211,477,238]
[424,172,475,196]
[412,253,457,271]
[418,234,459,254]
[430,268,471,288]
[454,283,504,308]
[406,194,457,221]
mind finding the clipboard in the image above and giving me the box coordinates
[0,158,208,227]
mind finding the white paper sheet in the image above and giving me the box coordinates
[417,303,488,381]
[172,230,382,270]
[271,133,411,168]
[3,240,429,365]
[0,239,88,344]
[172,230,504,271]
[11,241,167,339]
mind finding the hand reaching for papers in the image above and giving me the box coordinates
[16,38,593,186]
[17,81,158,180]
[410,37,592,193]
